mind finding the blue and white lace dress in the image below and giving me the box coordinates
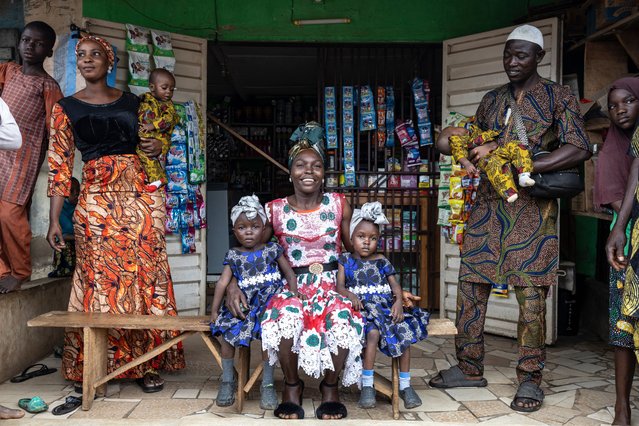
[211,242,285,347]
[339,253,430,357]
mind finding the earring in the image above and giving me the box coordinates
[107,66,113,73]
[289,177,292,182]
[322,178,325,185]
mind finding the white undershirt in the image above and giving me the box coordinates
[0,98,22,150]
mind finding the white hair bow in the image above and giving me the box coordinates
[230,194,267,225]
[350,201,389,239]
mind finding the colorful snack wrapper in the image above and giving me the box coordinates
[437,208,451,226]
[166,165,188,193]
[324,86,338,149]
[419,123,432,146]
[449,176,463,200]
[154,55,176,73]
[151,29,174,57]
[395,120,418,148]
[385,86,395,147]
[451,223,465,245]
[449,200,464,223]
[342,86,356,186]
[167,143,187,166]
[405,147,421,168]
[376,86,386,148]
[181,227,196,254]
[126,24,150,53]
[359,85,376,132]
[166,206,181,234]
[128,51,151,86]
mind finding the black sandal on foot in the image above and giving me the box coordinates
[510,381,544,413]
[136,371,164,393]
[274,380,305,420]
[316,379,347,420]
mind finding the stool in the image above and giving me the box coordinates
[374,357,400,419]
[203,334,263,412]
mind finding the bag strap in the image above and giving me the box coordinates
[508,91,529,148]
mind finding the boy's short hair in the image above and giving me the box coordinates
[149,68,175,84]
[23,21,56,48]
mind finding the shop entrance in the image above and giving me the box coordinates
[204,43,443,312]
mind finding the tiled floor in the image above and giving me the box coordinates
[2,331,637,424]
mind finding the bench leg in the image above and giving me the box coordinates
[82,327,107,410]
[244,361,263,394]
[199,331,222,368]
[236,345,251,412]
[391,357,400,420]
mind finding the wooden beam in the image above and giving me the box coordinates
[93,332,192,388]
[568,11,639,52]
[243,363,263,394]
[28,312,213,331]
[199,332,223,367]
[208,114,289,173]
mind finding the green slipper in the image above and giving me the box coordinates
[18,396,48,413]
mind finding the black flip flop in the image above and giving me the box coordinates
[52,396,82,415]
[136,377,164,393]
[10,364,57,383]
[428,365,487,389]
[316,380,347,420]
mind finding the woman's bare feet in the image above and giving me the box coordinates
[276,381,304,419]
[318,380,346,420]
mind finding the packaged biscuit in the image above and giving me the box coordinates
[126,24,150,53]
[151,29,174,57]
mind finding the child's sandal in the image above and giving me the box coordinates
[358,385,376,408]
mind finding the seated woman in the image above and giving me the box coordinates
[226,122,362,420]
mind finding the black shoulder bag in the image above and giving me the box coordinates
[510,96,584,199]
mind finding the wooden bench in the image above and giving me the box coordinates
[373,318,457,420]
[28,311,455,418]
[27,311,262,411]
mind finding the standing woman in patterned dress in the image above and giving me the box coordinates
[604,78,639,426]
[226,122,364,420]
[46,35,185,393]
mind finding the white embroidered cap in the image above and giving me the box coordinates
[506,24,544,49]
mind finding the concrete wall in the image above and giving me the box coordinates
[0,278,72,382]
[22,0,83,280]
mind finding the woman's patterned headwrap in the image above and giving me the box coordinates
[287,121,326,169]
[230,194,267,226]
[76,35,115,68]
[350,201,389,239]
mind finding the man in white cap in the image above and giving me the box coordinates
[429,25,591,413]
